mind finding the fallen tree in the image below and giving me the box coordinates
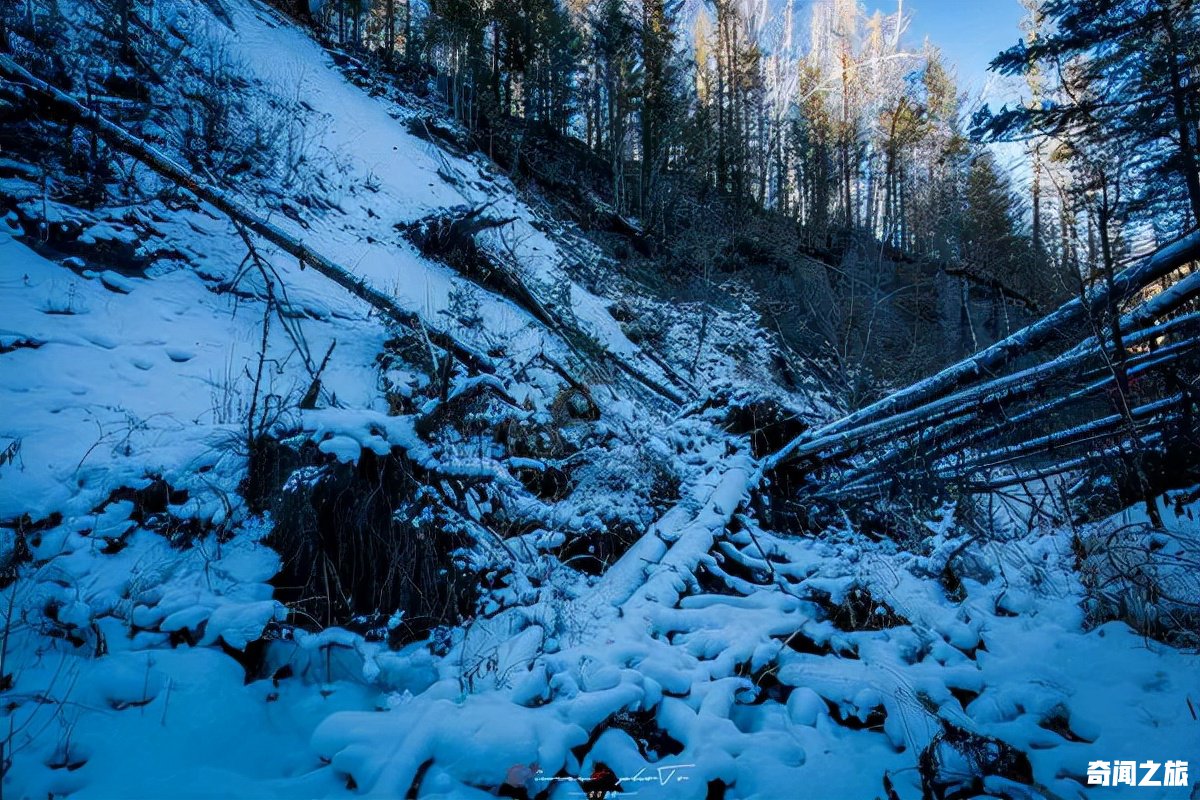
[782,310,1200,472]
[0,53,496,375]
[759,233,1200,515]
[824,332,1200,497]
[767,232,1200,471]
[406,206,691,405]
[938,393,1186,480]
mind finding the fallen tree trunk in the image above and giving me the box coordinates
[926,335,1200,466]
[777,299,1200,471]
[403,206,561,333]
[939,261,1041,313]
[820,425,1176,504]
[0,56,721,411]
[0,54,496,374]
[606,354,689,405]
[403,200,698,403]
[767,232,1200,470]
[939,393,1186,479]
[830,328,1200,494]
[793,317,1200,505]
[960,431,1168,493]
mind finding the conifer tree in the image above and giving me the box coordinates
[980,0,1200,229]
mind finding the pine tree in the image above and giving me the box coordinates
[961,150,1028,279]
[579,0,638,211]
[638,0,682,230]
[979,0,1200,230]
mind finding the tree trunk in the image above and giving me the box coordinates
[385,0,395,61]
[767,229,1200,469]
[403,0,412,61]
[1096,177,1163,526]
[1159,5,1200,228]
[0,54,497,375]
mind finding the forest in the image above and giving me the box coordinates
[297,0,1198,379]
[0,0,1198,797]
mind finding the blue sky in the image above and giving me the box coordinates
[864,0,1026,100]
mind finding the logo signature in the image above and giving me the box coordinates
[513,761,695,798]
[619,764,696,786]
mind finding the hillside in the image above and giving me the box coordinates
[1,1,1198,799]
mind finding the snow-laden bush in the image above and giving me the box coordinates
[1079,520,1200,647]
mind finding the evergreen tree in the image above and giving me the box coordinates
[637,0,684,231]
[961,150,1029,280]
[979,0,1200,229]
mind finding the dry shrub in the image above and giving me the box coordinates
[1078,521,1200,648]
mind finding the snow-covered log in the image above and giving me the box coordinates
[961,431,1167,492]
[927,335,1200,465]
[0,54,496,374]
[831,329,1200,493]
[798,297,1199,503]
[940,393,1187,479]
[778,299,1200,470]
[566,453,755,640]
[767,232,1200,470]
[606,354,690,405]
[1,52,697,427]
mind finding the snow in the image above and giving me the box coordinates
[1,0,1197,798]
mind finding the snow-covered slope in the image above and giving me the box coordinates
[1,1,1198,798]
